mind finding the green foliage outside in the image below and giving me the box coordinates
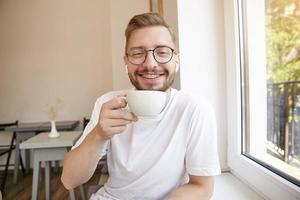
[266,0,300,83]
[266,1,300,165]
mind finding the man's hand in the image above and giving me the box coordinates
[96,95,138,140]
[61,94,137,190]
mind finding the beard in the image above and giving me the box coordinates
[128,69,175,91]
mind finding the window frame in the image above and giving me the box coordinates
[224,0,300,199]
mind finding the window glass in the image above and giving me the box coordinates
[239,0,300,186]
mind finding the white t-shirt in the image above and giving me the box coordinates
[73,88,221,200]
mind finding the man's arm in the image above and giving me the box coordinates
[165,175,214,200]
[61,124,106,189]
[61,95,137,189]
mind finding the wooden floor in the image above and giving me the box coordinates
[1,167,102,200]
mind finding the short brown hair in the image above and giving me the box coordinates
[125,12,176,51]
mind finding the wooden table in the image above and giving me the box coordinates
[5,120,79,183]
[20,131,83,200]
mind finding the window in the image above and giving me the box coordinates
[225,0,300,199]
[239,0,300,186]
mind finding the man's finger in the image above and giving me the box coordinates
[110,126,127,134]
[103,97,127,110]
[106,109,137,121]
[106,118,134,127]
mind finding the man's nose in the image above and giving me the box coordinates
[142,51,157,69]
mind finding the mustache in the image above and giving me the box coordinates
[136,69,166,75]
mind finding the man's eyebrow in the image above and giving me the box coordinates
[128,46,146,50]
[128,45,173,50]
[156,45,172,48]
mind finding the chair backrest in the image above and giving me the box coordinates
[0,120,18,131]
[0,120,18,194]
[83,117,90,130]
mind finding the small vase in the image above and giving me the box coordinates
[48,120,60,138]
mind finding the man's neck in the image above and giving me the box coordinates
[165,87,172,106]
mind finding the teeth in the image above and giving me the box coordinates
[141,74,161,79]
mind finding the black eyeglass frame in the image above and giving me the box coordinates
[126,46,176,65]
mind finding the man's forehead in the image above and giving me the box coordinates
[127,26,174,48]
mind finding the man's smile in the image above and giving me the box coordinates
[138,72,165,79]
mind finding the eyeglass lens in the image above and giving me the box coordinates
[127,46,174,65]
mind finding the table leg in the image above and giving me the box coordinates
[25,149,31,173]
[14,131,35,184]
[13,136,20,184]
[32,156,40,200]
[45,161,51,200]
[69,188,76,200]
[80,184,86,200]
[53,160,59,173]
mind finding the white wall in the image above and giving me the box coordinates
[163,0,180,89]
[0,0,113,123]
[177,0,227,169]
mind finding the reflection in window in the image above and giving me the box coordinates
[239,0,300,186]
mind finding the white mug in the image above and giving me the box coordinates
[126,90,167,117]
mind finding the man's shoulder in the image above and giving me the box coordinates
[173,90,215,123]
[174,90,212,109]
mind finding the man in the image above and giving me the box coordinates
[61,13,220,200]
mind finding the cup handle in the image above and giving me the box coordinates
[119,96,130,111]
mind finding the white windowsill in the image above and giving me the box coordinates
[212,172,264,200]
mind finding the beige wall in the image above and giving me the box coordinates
[110,0,180,90]
[0,0,113,122]
[0,0,182,167]
[110,0,149,90]
[163,0,180,89]
[0,0,227,170]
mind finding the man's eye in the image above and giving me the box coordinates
[131,52,144,57]
[157,51,168,55]
[156,50,171,56]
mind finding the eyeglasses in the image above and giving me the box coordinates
[126,46,175,65]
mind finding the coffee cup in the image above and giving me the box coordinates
[126,90,167,117]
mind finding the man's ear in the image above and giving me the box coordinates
[123,56,128,74]
[174,53,180,72]
[175,62,179,72]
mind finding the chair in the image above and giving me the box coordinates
[69,118,95,200]
[67,118,91,200]
[0,121,24,193]
[83,117,109,199]
[83,117,89,129]
[84,117,108,169]
[86,162,109,199]
[83,117,108,172]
